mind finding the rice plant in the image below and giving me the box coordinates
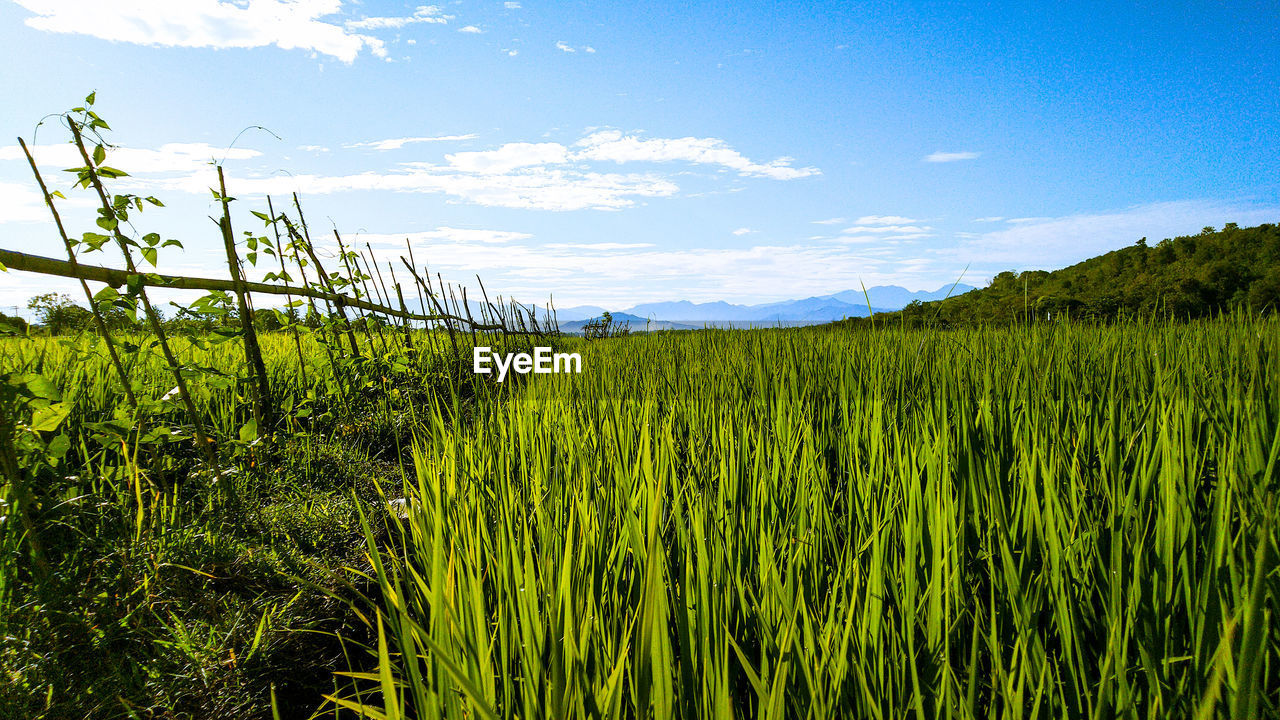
[337,316,1279,719]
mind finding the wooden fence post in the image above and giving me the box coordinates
[292,194,362,358]
[216,166,273,430]
[266,196,309,388]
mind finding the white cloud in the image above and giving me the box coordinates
[924,151,980,163]
[953,200,1280,268]
[445,142,570,174]
[555,41,575,52]
[132,165,680,212]
[732,227,752,236]
[812,217,845,225]
[1,141,261,174]
[584,46,596,53]
[15,0,388,63]
[344,5,450,30]
[298,144,330,152]
[360,227,531,246]
[345,134,478,151]
[352,236,950,308]
[6,129,816,213]
[841,224,933,235]
[504,1,521,8]
[545,242,655,250]
[458,25,482,33]
[0,181,54,224]
[575,130,819,180]
[505,49,518,56]
[973,216,1004,222]
[854,215,917,225]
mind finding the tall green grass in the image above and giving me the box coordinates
[344,317,1279,718]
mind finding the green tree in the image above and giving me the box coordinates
[27,293,91,335]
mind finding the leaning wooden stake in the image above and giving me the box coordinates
[216,166,272,430]
[400,249,442,360]
[266,196,308,388]
[292,194,361,358]
[334,231,380,353]
[18,137,138,410]
[67,120,218,470]
[387,263,415,351]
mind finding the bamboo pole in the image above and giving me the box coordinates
[216,166,272,429]
[266,196,309,389]
[293,194,362,356]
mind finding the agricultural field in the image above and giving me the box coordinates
[2,315,1277,718]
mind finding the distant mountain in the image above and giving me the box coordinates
[407,284,976,332]
[548,305,608,322]
[828,284,975,309]
[615,284,971,325]
[623,300,759,322]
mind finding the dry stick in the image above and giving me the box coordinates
[334,231,379,353]
[216,166,272,429]
[447,282,468,348]
[475,275,508,352]
[281,218,347,400]
[367,245,409,350]
[460,287,479,346]
[266,196,308,389]
[399,254,443,360]
[435,273,460,360]
[387,264,415,351]
[293,194,361,358]
[18,137,137,409]
[402,241,441,359]
[354,248,391,354]
[67,120,218,470]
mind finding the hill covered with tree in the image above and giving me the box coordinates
[836,222,1280,328]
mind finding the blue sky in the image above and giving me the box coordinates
[2,0,1278,312]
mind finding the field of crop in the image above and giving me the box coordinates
[2,316,1278,718]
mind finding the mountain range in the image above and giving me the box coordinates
[552,284,974,332]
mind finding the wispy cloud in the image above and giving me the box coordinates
[0,141,260,173]
[555,41,576,53]
[732,227,753,236]
[352,236,953,307]
[359,227,531,246]
[811,217,846,225]
[575,130,820,180]
[6,129,818,213]
[345,135,478,151]
[545,242,655,250]
[924,151,981,163]
[503,1,521,8]
[14,0,393,63]
[344,5,451,30]
[854,215,918,225]
[457,25,482,34]
[972,216,1004,222]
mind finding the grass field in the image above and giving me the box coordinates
[2,317,1278,718]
